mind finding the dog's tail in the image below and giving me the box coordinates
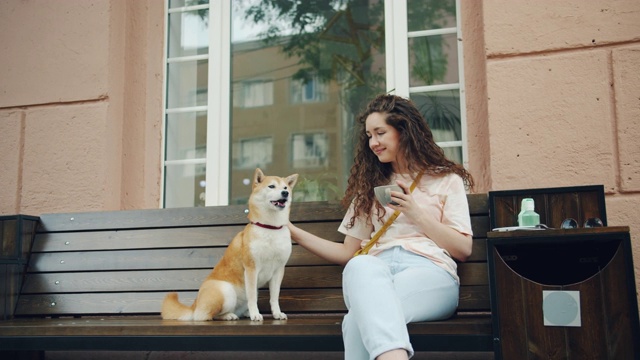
[161,292,194,320]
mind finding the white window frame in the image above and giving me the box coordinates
[162,0,467,207]
[205,0,232,206]
[385,0,468,169]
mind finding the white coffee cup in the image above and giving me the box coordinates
[374,185,403,205]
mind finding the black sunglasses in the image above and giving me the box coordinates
[560,217,603,229]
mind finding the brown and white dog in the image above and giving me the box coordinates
[161,168,298,321]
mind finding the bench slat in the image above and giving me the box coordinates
[37,203,347,232]
[26,245,329,273]
[15,285,490,317]
[471,215,490,238]
[21,263,487,295]
[26,246,486,274]
[467,237,487,262]
[16,289,346,316]
[32,218,486,256]
[0,314,492,353]
[32,226,244,251]
[467,193,488,215]
[17,285,490,317]
[37,195,488,233]
[0,314,491,337]
[32,222,345,252]
[21,266,343,294]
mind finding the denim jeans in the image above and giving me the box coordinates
[342,247,459,360]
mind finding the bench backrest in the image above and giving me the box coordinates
[14,194,489,318]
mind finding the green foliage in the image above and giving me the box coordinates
[294,173,341,202]
[244,0,386,114]
[187,0,458,117]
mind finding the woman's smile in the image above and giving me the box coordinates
[366,112,400,164]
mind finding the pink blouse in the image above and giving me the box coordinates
[338,172,473,283]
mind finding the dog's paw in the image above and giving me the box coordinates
[249,312,264,321]
[272,311,287,320]
[216,313,239,321]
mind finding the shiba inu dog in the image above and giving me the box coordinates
[161,168,298,321]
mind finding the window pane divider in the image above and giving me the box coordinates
[455,0,469,169]
[436,141,463,148]
[384,0,409,97]
[206,0,231,206]
[409,83,460,93]
[408,27,457,38]
[160,0,169,208]
[165,158,206,166]
[167,4,209,14]
[167,54,209,63]
[166,106,208,114]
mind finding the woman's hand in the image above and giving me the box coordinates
[387,180,421,221]
[388,180,472,262]
[288,222,362,266]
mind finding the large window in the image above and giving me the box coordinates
[162,0,467,207]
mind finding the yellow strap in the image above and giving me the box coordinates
[353,172,424,257]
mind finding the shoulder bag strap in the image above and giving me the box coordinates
[353,171,424,257]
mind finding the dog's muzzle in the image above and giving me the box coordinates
[271,198,288,208]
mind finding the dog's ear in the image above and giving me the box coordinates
[286,174,299,189]
[253,168,265,187]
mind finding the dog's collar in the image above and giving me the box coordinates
[251,221,283,230]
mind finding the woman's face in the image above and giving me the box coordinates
[365,112,404,170]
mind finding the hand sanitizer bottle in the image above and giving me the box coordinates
[518,198,540,227]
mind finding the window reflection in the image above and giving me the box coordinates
[407,0,456,31]
[233,137,273,169]
[233,80,274,108]
[409,34,459,87]
[290,75,328,104]
[230,0,386,204]
[166,60,208,109]
[291,133,329,168]
[168,11,209,57]
[413,91,463,164]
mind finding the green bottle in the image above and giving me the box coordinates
[518,198,540,227]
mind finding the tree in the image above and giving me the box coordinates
[244,0,386,116]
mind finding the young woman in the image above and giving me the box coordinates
[288,94,475,360]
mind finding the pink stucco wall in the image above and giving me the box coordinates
[0,0,163,214]
[0,0,639,305]
[479,0,640,290]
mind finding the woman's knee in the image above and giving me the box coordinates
[396,269,459,322]
[342,255,390,306]
[343,255,384,277]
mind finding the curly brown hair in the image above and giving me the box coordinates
[342,94,474,227]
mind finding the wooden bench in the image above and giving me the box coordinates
[0,194,492,356]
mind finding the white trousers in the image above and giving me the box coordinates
[341,247,459,360]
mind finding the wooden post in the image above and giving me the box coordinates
[0,215,39,320]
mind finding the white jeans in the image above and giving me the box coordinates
[341,247,459,360]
